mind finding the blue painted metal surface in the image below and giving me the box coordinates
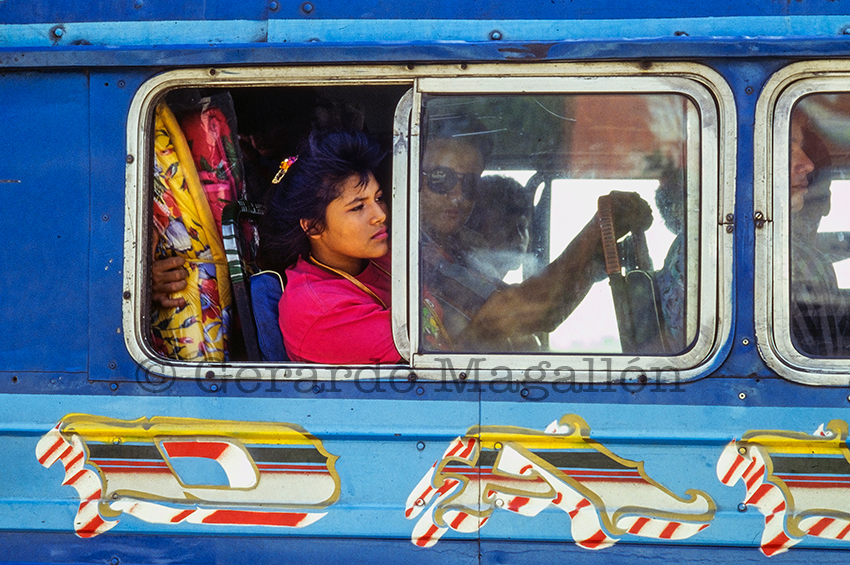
[5,0,850,563]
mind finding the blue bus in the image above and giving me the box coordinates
[5,1,850,563]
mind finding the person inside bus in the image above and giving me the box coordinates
[419,115,653,351]
[458,175,535,281]
[258,129,403,364]
[788,110,848,357]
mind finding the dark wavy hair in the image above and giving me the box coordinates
[258,130,385,276]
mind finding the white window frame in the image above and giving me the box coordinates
[124,63,734,383]
[755,61,850,384]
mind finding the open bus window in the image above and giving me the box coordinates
[417,93,701,356]
[787,96,850,359]
[144,84,407,363]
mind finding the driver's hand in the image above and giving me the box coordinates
[607,190,653,237]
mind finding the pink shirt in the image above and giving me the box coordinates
[279,254,402,364]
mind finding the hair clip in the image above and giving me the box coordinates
[272,156,299,184]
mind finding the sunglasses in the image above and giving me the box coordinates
[421,167,479,199]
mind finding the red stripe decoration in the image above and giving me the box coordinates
[762,531,794,557]
[507,497,530,513]
[659,522,680,539]
[628,517,650,534]
[416,524,441,547]
[170,510,195,523]
[807,518,835,537]
[580,529,610,549]
[838,522,850,540]
[721,453,745,484]
[162,441,229,459]
[37,435,64,465]
[200,510,309,527]
[450,512,468,530]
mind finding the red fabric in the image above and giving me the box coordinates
[279,254,402,364]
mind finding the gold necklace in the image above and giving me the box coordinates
[308,255,388,309]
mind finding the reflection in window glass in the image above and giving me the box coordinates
[790,96,850,357]
[419,94,698,355]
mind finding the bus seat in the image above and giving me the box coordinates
[221,200,265,361]
[250,271,288,361]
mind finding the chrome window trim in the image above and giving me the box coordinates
[124,63,734,382]
[755,62,850,384]
[405,65,735,382]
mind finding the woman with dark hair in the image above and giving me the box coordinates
[259,130,402,364]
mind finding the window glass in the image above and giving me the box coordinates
[418,93,698,355]
[789,96,850,358]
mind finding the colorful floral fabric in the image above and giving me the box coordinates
[150,102,238,361]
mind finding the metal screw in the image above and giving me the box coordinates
[117,80,125,88]
[458,372,467,381]
[209,384,218,392]
[495,498,505,507]
[726,225,734,233]
[123,291,131,300]
[51,26,65,39]
[407,372,417,383]
[738,446,747,455]
[745,86,754,95]
[416,441,425,451]
[111,557,120,565]
[269,0,279,10]
[742,338,750,346]
[415,498,424,507]
[737,502,748,512]
[209,68,217,76]
[725,213,734,222]
[738,392,747,400]
[520,388,530,398]
[205,370,214,379]
[133,0,143,8]
[754,211,764,221]
[312,385,322,394]
[489,30,502,40]
[301,2,314,13]
[109,361,117,370]
[416,387,424,395]
[112,437,121,445]
[102,214,109,222]
[109,383,118,391]
[638,374,647,384]
[126,155,134,164]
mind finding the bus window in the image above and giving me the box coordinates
[757,66,850,383]
[417,92,700,356]
[133,80,408,365]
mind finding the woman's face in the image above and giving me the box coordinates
[307,172,389,275]
[420,139,483,243]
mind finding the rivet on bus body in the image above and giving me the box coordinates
[123,291,131,300]
[205,370,215,379]
[102,214,109,222]
[489,30,502,40]
[109,383,118,391]
[417,442,425,451]
[210,384,218,392]
[416,387,424,395]
[415,498,425,507]
[738,392,747,400]
[312,385,322,394]
[126,155,134,164]
[737,503,747,513]
[459,372,467,381]
[495,498,505,507]
[520,388,530,398]
[726,225,734,233]
[745,86,754,95]
[109,361,117,370]
[133,0,143,8]
[408,372,417,383]
[843,26,850,35]
[112,437,122,445]
[738,446,747,455]
[742,338,750,346]
[269,1,279,11]
[51,26,65,39]
[111,557,120,565]
[301,2,314,14]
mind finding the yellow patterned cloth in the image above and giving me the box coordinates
[150,103,232,361]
